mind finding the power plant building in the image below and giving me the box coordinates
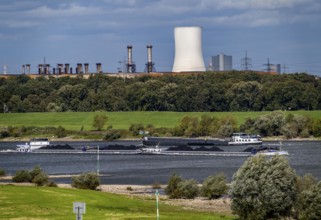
[212,54,233,71]
[172,26,206,72]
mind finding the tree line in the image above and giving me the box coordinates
[1,71,321,113]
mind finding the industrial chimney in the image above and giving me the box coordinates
[96,63,102,73]
[172,26,206,72]
[84,63,89,74]
[65,63,70,74]
[126,45,136,73]
[22,65,25,74]
[26,64,30,74]
[145,45,155,73]
[76,63,83,74]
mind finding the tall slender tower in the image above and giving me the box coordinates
[172,26,206,72]
[241,51,252,70]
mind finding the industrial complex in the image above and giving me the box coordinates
[1,26,282,78]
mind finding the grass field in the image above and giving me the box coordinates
[0,185,234,220]
[0,111,320,131]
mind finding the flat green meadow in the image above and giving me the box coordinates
[0,185,234,220]
[0,111,320,131]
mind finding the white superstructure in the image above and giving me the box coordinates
[16,138,50,152]
[172,26,206,72]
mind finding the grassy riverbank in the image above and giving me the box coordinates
[0,185,234,219]
[1,111,320,131]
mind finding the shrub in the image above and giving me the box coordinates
[0,168,5,177]
[47,180,58,187]
[29,165,43,180]
[299,182,321,220]
[104,129,121,140]
[126,186,133,191]
[72,172,100,190]
[178,179,199,199]
[93,114,108,131]
[164,173,183,199]
[55,125,67,138]
[32,172,49,186]
[230,155,297,220]
[165,173,199,199]
[201,173,228,199]
[129,123,144,136]
[152,181,162,189]
[12,170,32,183]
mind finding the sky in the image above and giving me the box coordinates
[0,0,321,75]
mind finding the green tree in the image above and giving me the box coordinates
[230,155,297,220]
[299,182,321,220]
[177,179,199,199]
[201,173,228,199]
[164,173,183,199]
[312,118,321,137]
[72,172,100,190]
[92,114,108,131]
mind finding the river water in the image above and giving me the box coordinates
[0,140,320,185]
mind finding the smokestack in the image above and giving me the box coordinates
[145,45,155,73]
[84,63,89,74]
[77,63,83,74]
[45,64,50,74]
[38,64,44,74]
[172,26,206,72]
[26,64,30,74]
[65,63,70,74]
[22,65,25,74]
[126,45,136,73]
[96,63,102,73]
[127,45,133,65]
[57,64,63,74]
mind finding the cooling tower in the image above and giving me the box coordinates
[172,26,206,72]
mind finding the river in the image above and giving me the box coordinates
[0,140,320,184]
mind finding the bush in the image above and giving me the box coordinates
[12,170,32,183]
[72,172,100,190]
[0,168,5,177]
[230,155,297,220]
[201,173,228,199]
[299,182,321,220]
[12,166,49,186]
[32,172,49,186]
[152,181,162,189]
[46,180,58,187]
[29,165,42,180]
[104,129,121,140]
[129,123,144,136]
[178,179,199,199]
[93,114,108,131]
[164,173,183,199]
[126,186,133,191]
[165,173,199,199]
[55,125,67,138]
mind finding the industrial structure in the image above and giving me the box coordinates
[263,58,281,74]
[241,51,252,70]
[126,45,136,73]
[172,26,206,72]
[145,45,156,73]
[212,54,233,71]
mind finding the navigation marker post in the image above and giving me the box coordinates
[155,189,159,220]
[97,145,100,176]
[73,202,86,220]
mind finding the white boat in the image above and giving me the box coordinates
[228,133,262,146]
[139,143,162,155]
[251,145,289,156]
[16,138,50,152]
